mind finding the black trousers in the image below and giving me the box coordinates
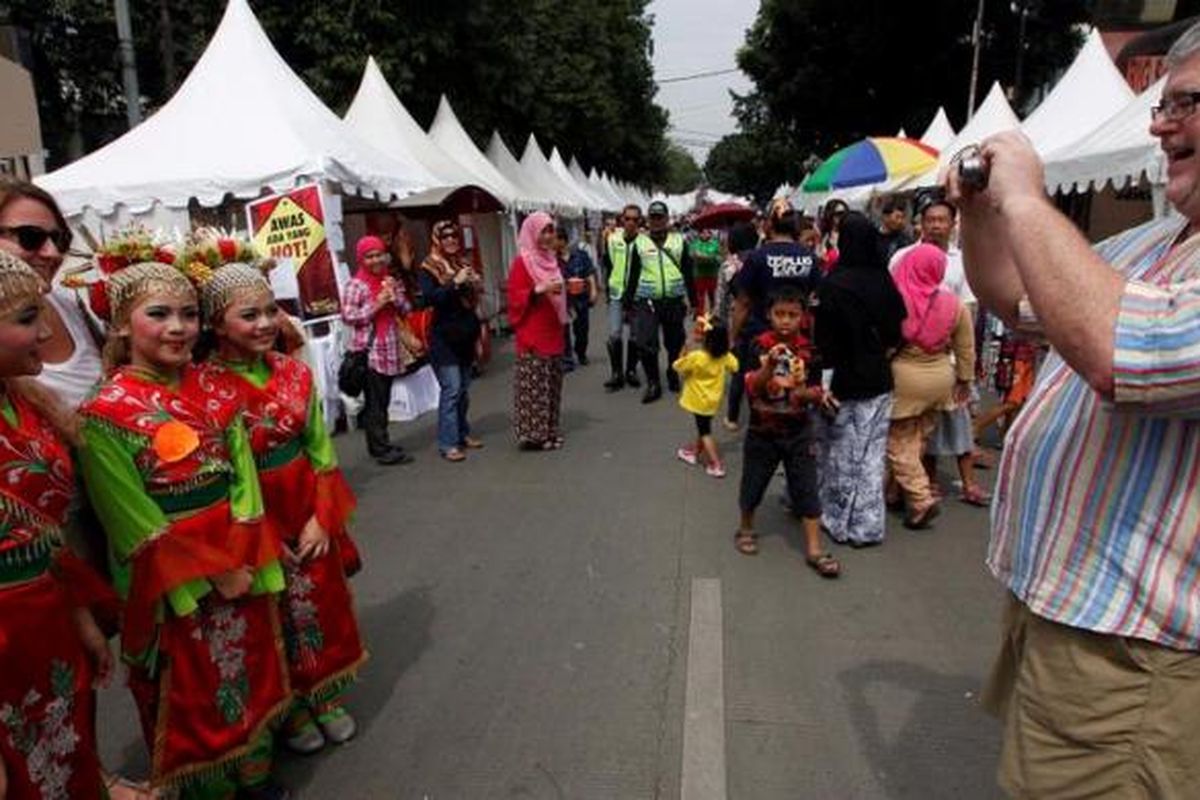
[363,368,395,455]
[632,297,686,384]
[568,297,590,361]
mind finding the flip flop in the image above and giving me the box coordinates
[734,529,758,556]
[806,553,841,578]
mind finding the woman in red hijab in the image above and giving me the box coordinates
[341,235,419,465]
[507,212,569,449]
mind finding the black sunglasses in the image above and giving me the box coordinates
[0,224,72,253]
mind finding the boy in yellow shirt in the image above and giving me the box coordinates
[674,317,739,477]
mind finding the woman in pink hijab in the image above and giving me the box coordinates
[507,212,569,449]
[887,243,975,529]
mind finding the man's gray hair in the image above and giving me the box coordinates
[1166,20,1200,69]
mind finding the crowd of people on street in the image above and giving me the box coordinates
[12,18,1200,797]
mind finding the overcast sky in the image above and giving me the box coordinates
[648,0,758,163]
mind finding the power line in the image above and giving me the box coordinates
[657,67,741,84]
[668,125,725,139]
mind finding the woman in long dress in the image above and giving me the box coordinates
[507,212,569,449]
[815,212,906,547]
[0,251,114,800]
[193,240,366,757]
[76,252,292,799]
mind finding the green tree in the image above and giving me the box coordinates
[705,129,802,206]
[662,143,702,193]
[735,0,1088,160]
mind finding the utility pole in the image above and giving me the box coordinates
[967,0,986,121]
[1013,0,1031,107]
[113,0,143,127]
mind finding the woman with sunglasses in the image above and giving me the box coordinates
[418,221,483,462]
[0,179,103,409]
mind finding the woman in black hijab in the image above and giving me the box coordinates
[815,210,907,547]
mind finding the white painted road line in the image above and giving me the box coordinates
[681,578,727,800]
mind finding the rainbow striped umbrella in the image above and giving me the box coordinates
[802,137,939,192]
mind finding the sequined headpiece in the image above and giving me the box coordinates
[59,226,183,323]
[176,230,274,323]
[0,251,46,317]
[107,262,196,325]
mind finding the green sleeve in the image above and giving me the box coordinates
[78,419,211,614]
[226,415,264,522]
[227,415,285,594]
[300,386,338,471]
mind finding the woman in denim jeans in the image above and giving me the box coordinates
[417,221,483,462]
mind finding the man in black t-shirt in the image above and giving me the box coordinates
[730,209,821,344]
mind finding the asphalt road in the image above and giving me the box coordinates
[98,313,1007,799]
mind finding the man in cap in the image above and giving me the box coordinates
[623,200,697,403]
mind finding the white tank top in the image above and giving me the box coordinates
[36,289,104,409]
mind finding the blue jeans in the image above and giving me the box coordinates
[433,362,472,453]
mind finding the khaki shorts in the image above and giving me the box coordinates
[984,595,1200,799]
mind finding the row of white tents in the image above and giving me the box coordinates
[784,29,1167,219]
[36,0,657,236]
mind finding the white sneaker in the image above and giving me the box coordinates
[705,461,727,479]
[319,709,358,744]
[285,723,326,755]
[676,447,698,466]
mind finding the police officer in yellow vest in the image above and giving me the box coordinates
[601,204,646,392]
[623,200,696,403]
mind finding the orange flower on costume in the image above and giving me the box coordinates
[153,420,201,463]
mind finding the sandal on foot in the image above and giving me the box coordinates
[442,448,467,462]
[960,486,992,507]
[806,553,841,578]
[721,419,740,432]
[104,774,161,800]
[903,503,941,530]
[462,436,485,449]
[734,529,758,556]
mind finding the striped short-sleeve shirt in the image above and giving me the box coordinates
[988,215,1200,650]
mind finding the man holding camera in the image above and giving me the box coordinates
[951,24,1200,798]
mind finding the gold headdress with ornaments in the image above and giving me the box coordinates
[0,251,47,317]
[177,229,275,323]
[59,226,187,323]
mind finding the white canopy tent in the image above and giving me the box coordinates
[919,108,957,150]
[588,168,627,210]
[1043,75,1167,196]
[344,57,493,201]
[485,132,550,209]
[569,157,617,211]
[1022,29,1134,157]
[38,0,431,223]
[549,147,605,210]
[907,82,1021,189]
[520,134,585,213]
[427,96,530,208]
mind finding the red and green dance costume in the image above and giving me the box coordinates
[203,353,365,730]
[0,391,114,800]
[78,366,290,797]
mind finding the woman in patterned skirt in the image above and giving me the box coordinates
[814,212,907,546]
[75,244,292,800]
[189,235,366,757]
[507,212,569,449]
[0,251,115,800]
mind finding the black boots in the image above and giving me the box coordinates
[624,340,641,388]
[641,351,662,404]
[604,340,625,391]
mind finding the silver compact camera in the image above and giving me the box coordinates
[956,145,989,190]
